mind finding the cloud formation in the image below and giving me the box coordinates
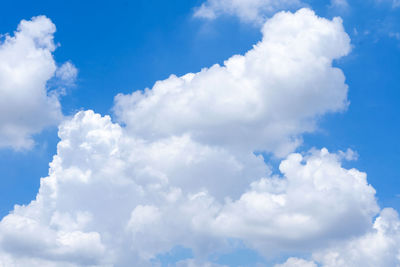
[115,8,350,157]
[0,111,380,266]
[0,16,76,150]
[194,0,303,23]
[275,208,400,266]
[1,8,399,267]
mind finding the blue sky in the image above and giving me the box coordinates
[0,0,400,266]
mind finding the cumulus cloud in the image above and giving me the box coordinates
[0,111,381,266]
[193,0,303,23]
[313,208,400,267]
[212,148,378,255]
[0,8,397,267]
[115,8,351,157]
[274,208,400,266]
[0,16,75,150]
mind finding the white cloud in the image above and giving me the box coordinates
[0,111,381,266]
[55,62,78,86]
[0,8,397,267]
[115,8,351,158]
[0,110,232,266]
[274,257,317,267]
[194,0,303,23]
[313,208,400,267]
[211,148,378,255]
[0,16,75,150]
[275,208,400,266]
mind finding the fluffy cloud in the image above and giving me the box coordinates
[0,8,397,267]
[313,208,400,267]
[193,0,303,23]
[0,16,76,149]
[0,111,380,266]
[274,208,400,266]
[55,62,78,86]
[212,148,378,256]
[115,8,350,157]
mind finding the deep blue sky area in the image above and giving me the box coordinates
[0,1,399,265]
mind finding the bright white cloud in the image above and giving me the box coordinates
[194,0,303,23]
[0,111,381,266]
[212,148,379,256]
[313,208,400,267]
[115,8,351,157]
[0,8,398,267]
[275,208,400,266]
[0,16,75,150]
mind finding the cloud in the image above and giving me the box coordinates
[313,208,400,267]
[55,62,78,86]
[193,0,303,24]
[212,148,378,255]
[0,16,75,150]
[329,0,350,11]
[274,208,400,266]
[176,259,228,267]
[274,257,317,267]
[0,8,397,267]
[115,8,351,158]
[0,111,380,266]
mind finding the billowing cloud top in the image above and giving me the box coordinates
[115,8,350,157]
[1,8,399,267]
[0,16,76,149]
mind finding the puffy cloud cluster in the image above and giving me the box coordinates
[0,8,399,267]
[313,207,400,267]
[193,0,303,23]
[0,16,76,149]
[275,208,400,266]
[213,148,378,255]
[115,8,350,157]
[0,111,381,266]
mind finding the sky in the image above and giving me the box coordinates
[0,0,399,266]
